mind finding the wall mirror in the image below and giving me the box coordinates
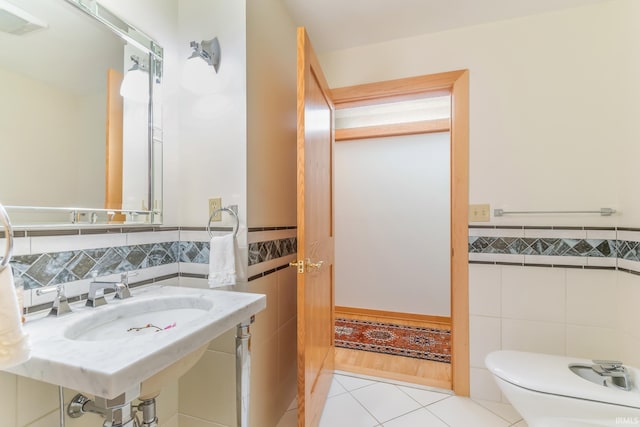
[0,0,163,227]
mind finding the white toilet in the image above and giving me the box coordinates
[485,351,640,427]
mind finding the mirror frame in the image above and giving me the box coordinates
[6,0,163,227]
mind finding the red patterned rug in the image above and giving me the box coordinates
[335,318,451,363]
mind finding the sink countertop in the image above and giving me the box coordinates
[6,284,266,399]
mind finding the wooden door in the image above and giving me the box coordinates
[105,68,125,222]
[294,27,335,427]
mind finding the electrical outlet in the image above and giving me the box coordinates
[209,198,222,221]
[469,204,490,222]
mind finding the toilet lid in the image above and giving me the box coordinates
[485,351,640,409]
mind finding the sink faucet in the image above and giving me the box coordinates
[592,359,632,391]
[36,284,72,317]
[86,272,132,307]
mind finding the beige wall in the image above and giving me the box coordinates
[246,0,298,228]
[319,0,639,228]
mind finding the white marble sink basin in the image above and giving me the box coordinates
[7,284,266,399]
[64,295,212,341]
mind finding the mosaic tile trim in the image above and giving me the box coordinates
[468,236,617,258]
[10,235,298,290]
[248,238,297,266]
[11,242,179,290]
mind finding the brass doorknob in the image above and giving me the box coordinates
[306,259,324,271]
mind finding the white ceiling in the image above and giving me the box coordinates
[281,0,612,52]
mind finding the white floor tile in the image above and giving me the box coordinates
[334,374,378,391]
[428,396,510,427]
[319,393,379,427]
[382,408,448,427]
[276,409,298,427]
[473,399,523,423]
[397,385,450,406]
[351,382,421,424]
[328,376,348,398]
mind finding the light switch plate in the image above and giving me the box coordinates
[469,204,490,222]
[209,198,222,221]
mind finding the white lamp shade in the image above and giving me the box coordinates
[120,68,149,103]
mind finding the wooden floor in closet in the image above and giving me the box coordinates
[334,308,452,390]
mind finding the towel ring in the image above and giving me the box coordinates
[0,203,14,272]
[207,207,239,239]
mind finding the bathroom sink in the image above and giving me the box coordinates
[64,296,212,341]
[6,284,266,399]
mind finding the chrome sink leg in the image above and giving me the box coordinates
[236,316,255,427]
[135,398,158,427]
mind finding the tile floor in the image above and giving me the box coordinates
[276,372,528,427]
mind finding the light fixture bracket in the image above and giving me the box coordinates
[189,37,221,73]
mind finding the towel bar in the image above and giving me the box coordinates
[0,203,13,272]
[207,206,239,238]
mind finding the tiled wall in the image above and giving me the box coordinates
[468,225,640,403]
[3,226,297,312]
[178,227,298,427]
[1,226,297,427]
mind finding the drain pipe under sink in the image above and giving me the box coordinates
[58,386,65,427]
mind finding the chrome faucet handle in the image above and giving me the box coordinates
[114,272,132,300]
[36,285,72,317]
[593,360,624,370]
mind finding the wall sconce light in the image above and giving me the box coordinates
[189,38,221,73]
[182,37,222,94]
[120,55,149,103]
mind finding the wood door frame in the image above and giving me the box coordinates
[330,69,470,395]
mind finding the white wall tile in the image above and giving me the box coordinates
[501,266,565,323]
[523,255,586,267]
[468,228,524,238]
[616,271,640,341]
[1,236,30,256]
[617,230,640,243]
[0,372,17,427]
[125,230,179,245]
[617,331,640,368]
[566,325,619,360]
[501,319,565,355]
[617,258,640,274]
[585,229,616,240]
[586,257,617,268]
[523,228,586,240]
[566,268,616,328]
[248,228,296,244]
[16,377,59,426]
[469,316,501,368]
[469,253,524,264]
[179,262,209,276]
[178,276,209,289]
[30,233,127,254]
[469,264,501,317]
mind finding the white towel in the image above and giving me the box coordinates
[0,266,30,369]
[208,234,237,287]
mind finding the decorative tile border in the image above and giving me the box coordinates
[11,242,179,289]
[468,236,616,258]
[248,238,297,266]
[8,227,298,290]
[468,225,640,273]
